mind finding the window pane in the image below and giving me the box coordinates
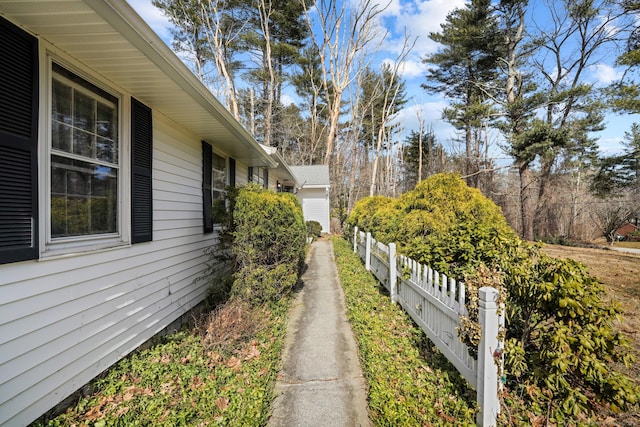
[52,121,72,152]
[97,137,114,163]
[52,79,72,152]
[212,153,226,190]
[96,102,117,163]
[97,102,115,139]
[74,91,95,133]
[73,129,94,158]
[52,79,72,124]
[51,155,118,238]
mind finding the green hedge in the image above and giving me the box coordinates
[306,220,323,240]
[347,173,639,423]
[231,185,306,305]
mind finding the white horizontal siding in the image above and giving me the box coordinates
[0,115,219,426]
[235,162,249,186]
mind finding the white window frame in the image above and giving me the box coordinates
[39,52,130,257]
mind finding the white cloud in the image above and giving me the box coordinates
[281,93,297,107]
[381,58,427,79]
[590,63,623,86]
[382,0,466,57]
[127,0,173,41]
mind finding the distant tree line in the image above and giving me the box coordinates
[154,0,640,241]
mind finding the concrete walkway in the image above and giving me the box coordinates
[268,240,371,427]
[610,246,640,255]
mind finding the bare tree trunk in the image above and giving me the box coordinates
[500,0,530,239]
[301,0,388,165]
[197,0,241,119]
[249,88,256,136]
[416,106,424,182]
[368,35,414,196]
[257,0,275,146]
[519,163,535,241]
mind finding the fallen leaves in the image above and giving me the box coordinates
[40,293,291,426]
[215,397,230,412]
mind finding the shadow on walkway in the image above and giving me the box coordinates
[268,239,371,427]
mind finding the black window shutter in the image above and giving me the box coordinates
[202,141,213,233]
[0,17,39,264]
[263,168,269,188]
[131,98,153,244]
[229,157,236,188]
[248,167,253,182]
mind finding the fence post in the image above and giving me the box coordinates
[365,232,372,271]
[476,287,500,427]
[353,226,358,253]
[389,243,397,304]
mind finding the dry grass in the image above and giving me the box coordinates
[542,244,640,424]
[615,241,640,249]
[199,299,268,354]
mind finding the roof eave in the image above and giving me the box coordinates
[86,0,277,167]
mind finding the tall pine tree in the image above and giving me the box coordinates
[422,0,502,188]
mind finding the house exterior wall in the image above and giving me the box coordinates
[297,187,330,233]
[0,3,273,424]
[236,163,249,189]
[0,107,242,425]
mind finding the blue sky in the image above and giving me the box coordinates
[127,0,637,159]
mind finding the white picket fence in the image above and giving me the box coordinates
[352,227,504,427]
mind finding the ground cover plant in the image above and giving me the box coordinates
[33,300,289,427]
[347,173,640,425]
[332,236,477,426]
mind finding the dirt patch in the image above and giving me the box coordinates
[542,244,640,422]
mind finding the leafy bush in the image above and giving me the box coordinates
[347,173,639,422]
[306,220,323,240]
[232,184,306,304]
[201,186,240,304]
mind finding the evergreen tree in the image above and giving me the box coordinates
[422,0,502,188]
[403,129,446,189]
[607,0,640,113]
[593,123,640,194]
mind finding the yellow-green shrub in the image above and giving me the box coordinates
[347,173,639,422]
[232,185,306,304]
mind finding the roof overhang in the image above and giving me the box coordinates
[260,145,300,187]
[0,0,276,168]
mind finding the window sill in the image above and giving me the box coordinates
[39,239,130,261]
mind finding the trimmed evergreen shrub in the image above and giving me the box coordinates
[231,184,306,304]
[347,173,639,422]
[306,220,323,240]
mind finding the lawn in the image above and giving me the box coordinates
[613,241,640,249]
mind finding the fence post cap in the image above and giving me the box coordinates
[479,286,498,299]
[479,287,499,309]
